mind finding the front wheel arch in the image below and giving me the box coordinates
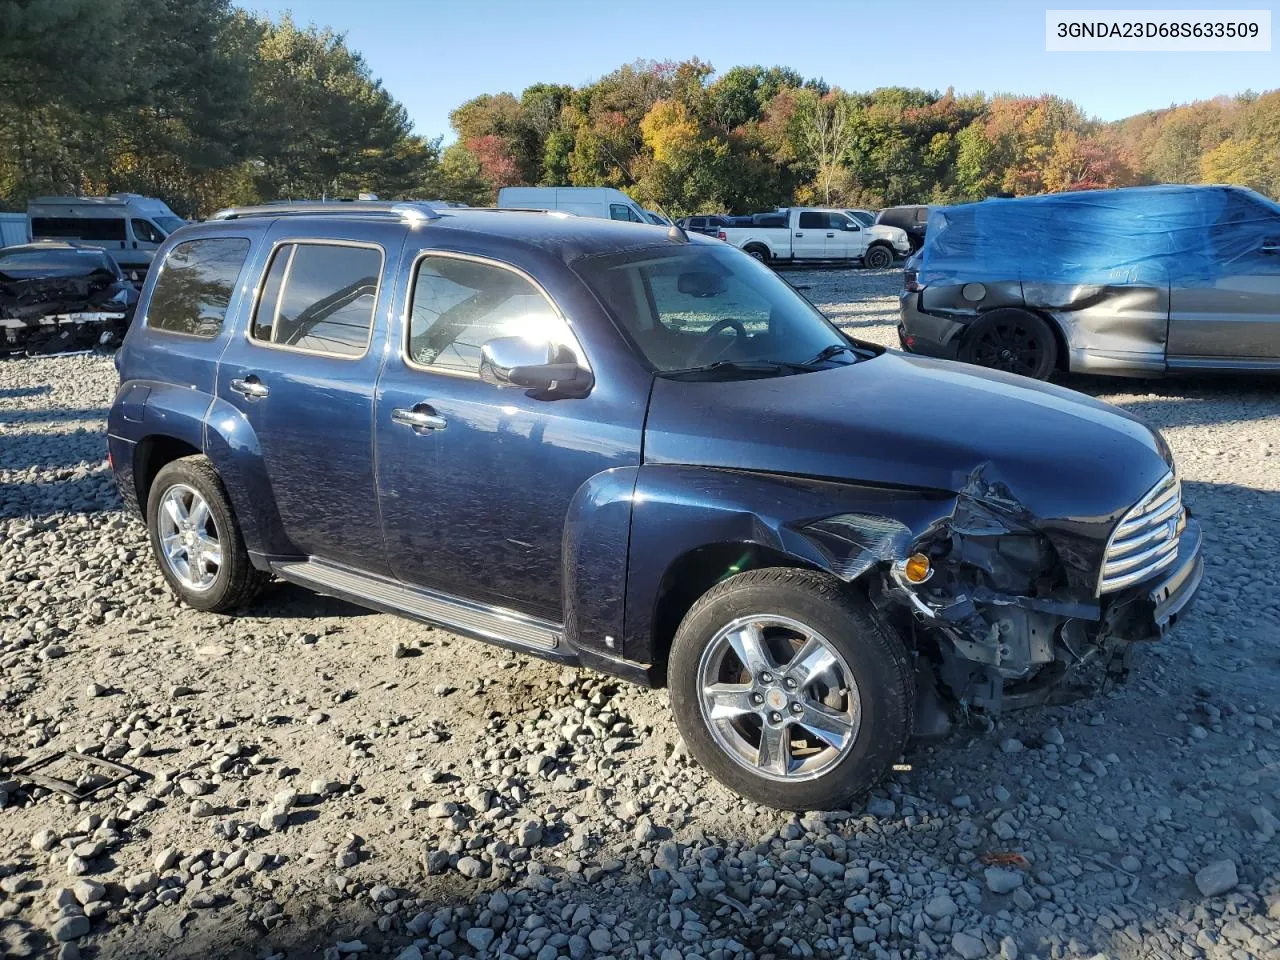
[648,542,823,687]
[863,243,894,269]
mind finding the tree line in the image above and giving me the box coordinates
[2,1,1276,219]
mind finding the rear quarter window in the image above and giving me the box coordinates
[146,237,250,338]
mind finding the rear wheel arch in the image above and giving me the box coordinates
[648,542,824,687]
[742,243,772,263]
[133,435,201,512]
[961,306,1064,379]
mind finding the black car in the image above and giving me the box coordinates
[0,241,139,352]
[676,215,733,236]
[876,205,929,252]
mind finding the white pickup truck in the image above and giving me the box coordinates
[716,207,910,269]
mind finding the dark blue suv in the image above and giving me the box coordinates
[108,202,1203,810]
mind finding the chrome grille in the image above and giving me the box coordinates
[1098,471,1185,595]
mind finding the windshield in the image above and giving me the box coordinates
[154,216,186,234]
[846,210,874,227]
[572,242,857,375]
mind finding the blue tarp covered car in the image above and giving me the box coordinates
[898,184,1280,379]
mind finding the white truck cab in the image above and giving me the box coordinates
[27,194,186,278]
[497,187,650,224]
[717,207,902,269]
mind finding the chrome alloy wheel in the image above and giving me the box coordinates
[156,483,222,591]
[696,614,861,782]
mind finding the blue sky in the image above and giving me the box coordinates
[247,0,1278,139]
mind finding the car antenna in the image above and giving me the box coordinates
[653,200,688,244]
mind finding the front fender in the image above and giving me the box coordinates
[623,465,954,666]
[562,466,640,677]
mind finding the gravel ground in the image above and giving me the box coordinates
[1,267,1279,960]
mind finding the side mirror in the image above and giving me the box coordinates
[479,336,591,397]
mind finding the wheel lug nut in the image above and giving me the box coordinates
[769,711,782,723]
[750,693,764,705]
[759,672,773,684]
[784,678,797,690]
[790,702,803,714]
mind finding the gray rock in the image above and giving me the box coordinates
[456,856,486,878]
[654,842,680,873]
[519,819,544,847]
[865,797,895,818]
[466,927,495,952]
[808,856,844,880]
[1000,737,1024,754]
[985,867,1024,894]
[589,928,613,952]
[924,894,958,919]
[951,932,986,960]
[70,881,104,905]
[31,828,59,851]
[1194,859,1238,897]
[123,871,159,895]
[51,915,90,942]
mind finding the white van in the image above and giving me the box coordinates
[27,194,186,277]
[497,187,650,224]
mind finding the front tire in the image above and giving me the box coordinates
[863,244,894,269]
[146,455,267,612]
[668,569,914,811]
[959,308,1058,380]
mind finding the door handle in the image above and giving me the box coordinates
[794,232,804,237]
[230,377,269,400]
[826,232,835,238]
[1262,240,1279,254]
[392,406,447,432]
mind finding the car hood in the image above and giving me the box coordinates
[868,224,908,245]
[643,350,1170,526]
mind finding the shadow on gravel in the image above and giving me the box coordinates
[1063,375,1280,430]
[245,580,375,619]
[0,427,108,472]
[0,471,118,518]
[0,384,52,399]
[0,404,109,426]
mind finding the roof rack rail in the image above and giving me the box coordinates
[210,201,441,222]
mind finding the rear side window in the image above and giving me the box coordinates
[407,255,581,375]
[798,212,825,229]
[251,242,381,358]
[146,237,250,338]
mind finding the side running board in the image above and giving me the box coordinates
[272,559,561,652]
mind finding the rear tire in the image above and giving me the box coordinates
[668,568,914,811]
[743,244,771,265]
[146,455,268,612]
[863,244,894,269]
[959,308,1059,380]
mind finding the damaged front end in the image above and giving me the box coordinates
[803,464,1202,725]
[0,247,138,355]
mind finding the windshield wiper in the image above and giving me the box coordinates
[800,343,861,366]
[658,359,805,380]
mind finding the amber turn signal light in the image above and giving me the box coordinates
[903,553,931,583]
